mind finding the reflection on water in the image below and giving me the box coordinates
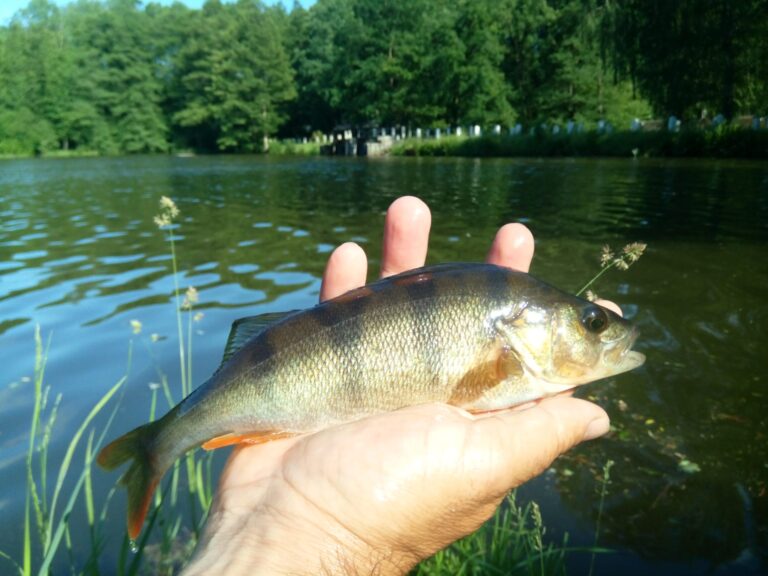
[1,156,767,573]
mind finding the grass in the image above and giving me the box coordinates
[415,470,615,576]
[0,326,127,576]
[0,150,101,160]
[414,494,569,576]
[269,140,322,155]
[391,126,768,159]
[1,195,618,575]
[0,198,215,575]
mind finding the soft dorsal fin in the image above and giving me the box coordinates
[222,311,299,364]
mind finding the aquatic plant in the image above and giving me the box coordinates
[588,459,615,576]
[578,242,647,299]
[0,327,126,576]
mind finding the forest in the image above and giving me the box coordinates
[0,0,766,156]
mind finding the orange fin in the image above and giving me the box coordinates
[97,420,164,540]
[202,431,295,450]
[129,478,159,540]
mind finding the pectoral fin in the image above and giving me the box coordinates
[201,430,296,450]
[448,345,523,406]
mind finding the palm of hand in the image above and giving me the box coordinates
[208,397,595,573]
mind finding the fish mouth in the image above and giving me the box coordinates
[605,327,646,373]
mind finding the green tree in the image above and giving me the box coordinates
[283,0,351,134]
[329,0,435,125]
[0,1,68,153]
[174,0,295,152]
[452,0,513,126]
[499,0,556,123]
[64,0,168,152]
[604,0,768,120]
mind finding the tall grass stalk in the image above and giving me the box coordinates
[576,243,647,298]
[126,196,213,571]
[588,460,615,576]
[154,197,206,538]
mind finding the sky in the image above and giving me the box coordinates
[0,0,311,25]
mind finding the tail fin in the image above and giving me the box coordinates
[97,420,164,540]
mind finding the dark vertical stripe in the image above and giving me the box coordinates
[247,332,276,365]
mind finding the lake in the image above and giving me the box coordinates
[1,155,766,574]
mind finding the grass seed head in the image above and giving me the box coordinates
[154,196,180,229]
[182,286,199,310]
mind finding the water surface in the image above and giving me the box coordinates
[1,155,766,573]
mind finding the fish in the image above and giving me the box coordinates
[97,263,645,538]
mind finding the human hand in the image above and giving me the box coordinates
[183,197,612,575]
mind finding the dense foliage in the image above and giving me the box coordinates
[0,0,765,155]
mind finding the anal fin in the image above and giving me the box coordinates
[202,431,296,450]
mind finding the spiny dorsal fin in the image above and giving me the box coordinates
[222,311,299,364]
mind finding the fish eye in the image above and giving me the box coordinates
[581,306,608,334]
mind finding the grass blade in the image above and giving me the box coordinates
[23,492,31,576]
[44,376,125,553]
[0,549,23,576]
[84,431,96,527]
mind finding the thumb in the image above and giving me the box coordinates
[470,396,610,495]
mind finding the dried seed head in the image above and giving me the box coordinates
[155,196,180,228]
[600,245,614,267]
[159,196,179,218]
[623,242,647,263]
[182,286,199,309]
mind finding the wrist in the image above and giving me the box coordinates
[182,485,418,576]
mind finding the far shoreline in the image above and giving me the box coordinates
[2,128,766,160]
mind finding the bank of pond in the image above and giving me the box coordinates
[390,127,768,159]
[3,126,767,160]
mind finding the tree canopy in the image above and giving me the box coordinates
[0,0,765,155]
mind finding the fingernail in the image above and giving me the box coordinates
[583,416,610,441]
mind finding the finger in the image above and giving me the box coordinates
[472,397,609,493]
[486,223,535,272]
[595,298,623,317]
[320,242,368,302]
[380,196,431,278]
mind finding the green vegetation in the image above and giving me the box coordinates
[269,139,322,155]
[0,0,766,156]
[415,495,572,576]
[392,127,768,159]
[0,198,215,575]
[2,326,126,576]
